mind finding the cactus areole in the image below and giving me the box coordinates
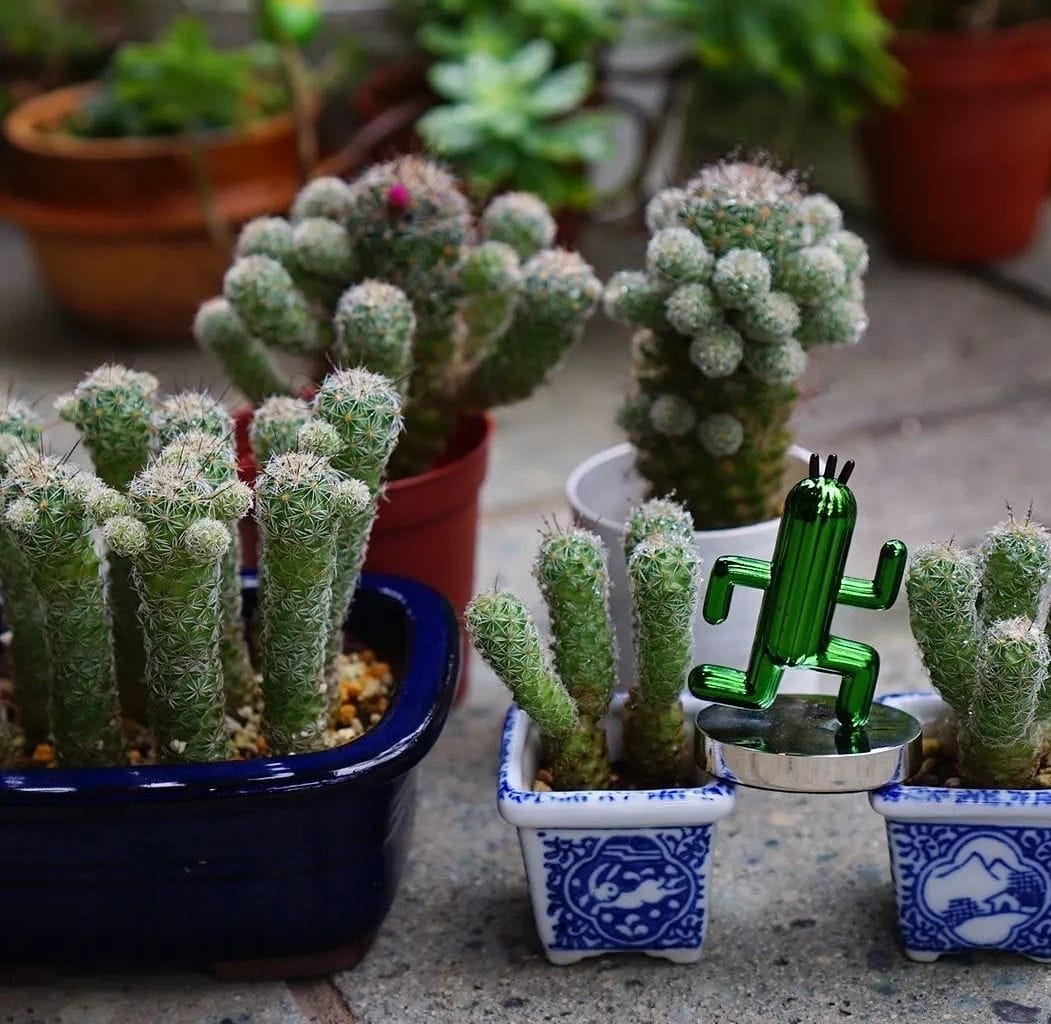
[607,160,871,530]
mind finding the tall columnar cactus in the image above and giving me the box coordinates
[256,448,371,753]
[907,514,1051,787]
[533,526,617,761]
[467,500,700,792]
[0,402,52,745]
[195,156,599,481]
[105,451,252,762]
[56,364,158,717]
[606,161,870,529]
[154,393,256,707]
[465,590,612,790]
[2,452,125,766]
[623,526,700,787]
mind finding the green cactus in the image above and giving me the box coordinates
[623,532,699,787]
[56,364,158,720]
[198,156,598,483]
[534,526,616,737]
[3,452,125,766]
[468,504,699,792]
[105,450,252,763]
[250,395,313,465]
[256,449,371,753]
[607,160,870,529]
[312,369,403,672]
[465,589,611,790]
[907,513,1051,787]
[0,404,52,745]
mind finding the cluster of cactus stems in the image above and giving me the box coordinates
[465,498,699,791]
[0,361,401,767]
[195,156,600,481]
[605,159,870,530]
[907,511,1051,788]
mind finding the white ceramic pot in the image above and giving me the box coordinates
[566,442,817,689]
[871,692,1051,964]
[497,695,736,965]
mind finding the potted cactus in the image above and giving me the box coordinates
[196,154,601,664]
[0,365,457,976]
[466,499,736,965]
[871,512,1051,963]
[569,157,870,681]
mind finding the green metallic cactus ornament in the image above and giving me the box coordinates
[690,454,907,731]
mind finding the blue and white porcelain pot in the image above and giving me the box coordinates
[498,694,737,965]
[871,692,1051,964]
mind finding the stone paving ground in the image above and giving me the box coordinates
[1,208,1051,1023]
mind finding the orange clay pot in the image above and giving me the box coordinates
[0,83,311,339]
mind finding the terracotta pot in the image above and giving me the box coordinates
[860,21,1051,262]
[0,83,310,338]
[234,409,492,697]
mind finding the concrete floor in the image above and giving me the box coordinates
[2,212,1051,1022]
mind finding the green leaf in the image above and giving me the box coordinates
[257,0,323,45]
[507,39,555,83]
[428,60,475,101]
[526,62,592,116]
[417,104,484,153]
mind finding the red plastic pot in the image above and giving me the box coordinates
[234,410,492,696]
[860,21,1051,262]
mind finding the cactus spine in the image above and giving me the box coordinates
[623,525,699,787]
[907,513,1051,787]
[533,526,616,761]
[256,449,370,753]
[105,449,252,762]
[607,162,869,529]
[465,590,611,790]
[3,452,124,765]
[154,395,256,709]
[0,404,52,745]
[56,365,157,719]
[198,157,598,483]
[467,499,700,791]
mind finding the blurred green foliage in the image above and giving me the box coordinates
[418,39,615,208]
[648,0,903,122]
[69,16,290,138]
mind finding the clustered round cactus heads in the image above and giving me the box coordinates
[907,512,1051,787]
[106,450,252,763]
[468,498,699,792]
[256,450,371,754]
[622,504,700,788]
[196,156,599,482]
[465,589,611,791]
[533,525,617,727]
[607,158,870,529]
[153,389,232,448]
[2,452,125,766]
[250,395,313,465]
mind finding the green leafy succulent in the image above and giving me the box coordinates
[418,39,614,209]
[647,0,902,123]
[71,15,290,139]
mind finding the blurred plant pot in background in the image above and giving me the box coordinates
[0,83,312,339]
[235,408,492,699]
[860,21,1051,262]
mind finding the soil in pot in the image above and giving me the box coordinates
[860,21,1051,262]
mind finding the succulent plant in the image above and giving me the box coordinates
[907,512,1051,787]
[606,159,870,529]
[0,365,389,767]
[196,156,600,482]
[0,402,52,747]
[3,451,125,766]
[466,498,699,791]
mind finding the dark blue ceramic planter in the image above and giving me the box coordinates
[0,573,458,978]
